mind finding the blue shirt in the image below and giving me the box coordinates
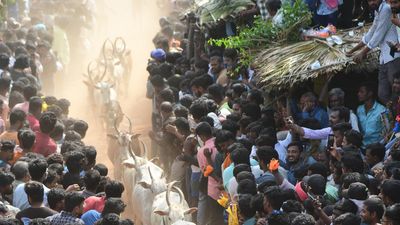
[243,217,256,225]
[223,159,258,190]
[298,106,329,128]
[81,210,101,225]
[357,101,387,147]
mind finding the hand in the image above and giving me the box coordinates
[345,50,354,57]
[204,148,212,159]
[66,184,80,192]
[312,197,323,214]
[165,124,178,135]
[353,51,366,63]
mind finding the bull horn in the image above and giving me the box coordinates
[166,181,179,208]
[125,114,133,133]
[140,140,148,159]
[172,186,185,205]
[127,141,137,169]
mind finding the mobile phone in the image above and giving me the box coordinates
[327,134,335,149]
[308,192,316,201]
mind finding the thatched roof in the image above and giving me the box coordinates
[253,25,379,90]
[190,0,255,25]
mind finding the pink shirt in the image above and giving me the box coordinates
[32,131,57,157]
[13,102,29,114]
[27,114,40,132]
[197,138,221,201]
[84,196,106,213]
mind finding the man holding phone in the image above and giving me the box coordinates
[346,0,400,104]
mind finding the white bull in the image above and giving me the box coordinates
[123,158,167,225]
[151,182,197,225]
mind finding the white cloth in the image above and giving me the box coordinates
[249,132,292,164]
[13,183,49,210]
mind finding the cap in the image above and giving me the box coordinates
[151,48,166,61]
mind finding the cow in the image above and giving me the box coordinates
[151,181,197,225]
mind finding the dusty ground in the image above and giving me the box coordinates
[53,0,163,177]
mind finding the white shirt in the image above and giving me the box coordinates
[250,132,293,164]
[13,183,49,210]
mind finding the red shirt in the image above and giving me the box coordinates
[27,114,40,132]
[83,196,106,213]
[32,131,57,157]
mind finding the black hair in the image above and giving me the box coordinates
[215,130,235,146]
[179,95,194,109]
[50,121,65,140]
[84,169,101,191]
[22,85,37,101]
[250,193,264,214]
[28,96,42,114]
[43,169,58,187]
[384,161,400,178]
[64,130,82,142]
[101,198,127,217]
[0,54,9,70]
[39,112,57,134]
[233,164,252,179]
[60,141,84,155]
[150,75,165,88]
[359,82,376,98]
[238,194,256,218]
[237,171,256,183]
[64,192,85,212]
[332,122,352,136]
[94,164,108,177]
[73,120,88,138]
[287,142,304,152]
[13,54,30,69]
[307,174,326,196]
[99,213,120,225]
[174,105,189,119]
[267,213,290,225]
[256,146,279,166]
[48,163,64,177]
[381,180,400,204]
[1,140,15,152]
[0,171,14,187]
[0,76,11,91]
[264,186,284,210]
[223,48,238,60]
[195,122,213,137]
[47,188,65,210]
[308,162,329,179]
[237,179,257,195]
[366,143,386,162]
[207,84,225,103]
[363,197,385,221]
[347,182,368,200]
[341,172,369,189]
[83,146,97,167]
[10,109,26,126]
[65,151,85,174]
[282,200,304,214]
[384,203,400,224]
[105,180,125,198]
[55,98,70,115]
[242,103,261,121]
[231,148,250,166]
[28,158,48,181]
[25,181,44,203]
[344,130,363,148]
[333,213,361,225]
[247,89,264,106]
[341,152,364,173]
[47,153,64,166]
[292,213,316,225]
[331,106,351,122]
[190,100,208,121]
[221,120,240,136]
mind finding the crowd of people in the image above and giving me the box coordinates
[146,0,400,225]
[0,1,135,225]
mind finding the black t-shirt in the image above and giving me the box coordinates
[16,207,57,221]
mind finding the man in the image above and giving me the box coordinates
[13,86,37,114]
[81,198,126,225]
[11,161,30,192]
[327,88,359,131]
[0,76,10,122]
[208,52,228,87]
[356,83,386,146]
[12,129,36,164]
[80,170,101,199]
[195,122,224,225]
[62,151,86,189]
[0,109,26,145]
[380,180,400,206]
[13,158,49,210]
[27,97,42,132]
[0,171,19,218]
[263,186,284,215]
[33,112,57,157]
[291,106,351,140]
[0,141,15,169]
[296,92,329,128]
[347,0,400,104]
[331,122,353,147]
[360,197,385,225]
[285,142,309,185]
[208,84,232,119]
[47,189,66,213]
[46,192,85,225]
[84,180,124,213]
[365,143,385,173]
[16,181,57,224]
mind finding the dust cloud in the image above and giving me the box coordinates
[54,0,163,175]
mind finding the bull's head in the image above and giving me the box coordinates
[136,165,167,194]
[153,181,197,223]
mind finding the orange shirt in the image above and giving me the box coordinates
[0,131,19,145]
